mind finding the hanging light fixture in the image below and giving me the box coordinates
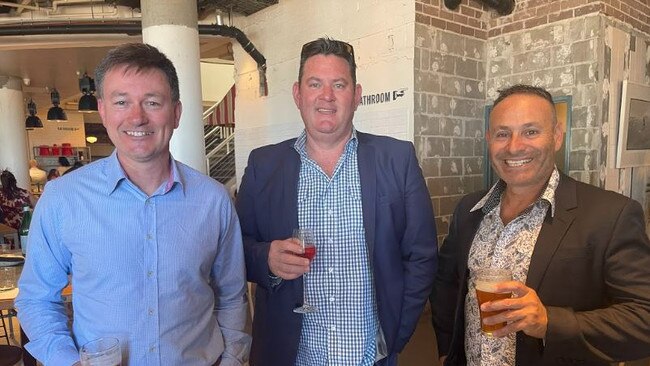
[78,73,98,113]
[47,88,67,122]
[25,98,43,129]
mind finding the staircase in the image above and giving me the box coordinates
[204,103,236,185]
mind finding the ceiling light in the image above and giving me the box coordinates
[86,136,98,144]
[47,88,67,122]
[78,73,98,113]
[25,98,43,129]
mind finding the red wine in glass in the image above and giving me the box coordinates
[300,246,316,261]
[293,228,317,314]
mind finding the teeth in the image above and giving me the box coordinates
[317,108,335,113]
[505,159,532,167]
[125,131,152,137]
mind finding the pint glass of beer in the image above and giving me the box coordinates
[475,268,512,336]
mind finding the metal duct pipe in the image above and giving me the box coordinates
[0,21,266,71]
[444,0,515,15]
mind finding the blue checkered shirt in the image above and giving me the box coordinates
[293,129,378,366]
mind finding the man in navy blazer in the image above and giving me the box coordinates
[236,38,438,366]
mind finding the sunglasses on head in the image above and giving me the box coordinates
[300,39,355,59]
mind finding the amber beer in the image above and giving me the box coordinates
[475,268,512,336]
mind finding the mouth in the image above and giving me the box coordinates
[504,158,532,167]
[316,108,336,114]
[124,131,153,137]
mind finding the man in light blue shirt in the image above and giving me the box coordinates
[16,43,250,366]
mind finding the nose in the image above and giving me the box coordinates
[320,85,335,101]
[127,104,146,125]
[506,134,525,154]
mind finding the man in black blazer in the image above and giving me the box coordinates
[237,38,438,366]
[432,84,650,365]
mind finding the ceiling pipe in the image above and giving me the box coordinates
[0,22,267,93]
[444,0,515,15]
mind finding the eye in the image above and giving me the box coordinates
[494,131,509,139]
[145,101,161,107]
[113,100,127,107]
[334,82,345,89]
[524,129,540,137]
[308,81,321,88]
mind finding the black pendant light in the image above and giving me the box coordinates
[47,88,67,122]
[78,73,98,113]
[25,98,43,129]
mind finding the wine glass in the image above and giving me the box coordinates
[293,227,317,314]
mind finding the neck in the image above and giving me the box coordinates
[499,183,546,225]
[118,155,171,196]
[305,131,351,177]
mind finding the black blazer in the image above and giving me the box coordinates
[237,132,438,366]
[432,174,650,365]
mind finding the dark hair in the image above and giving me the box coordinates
[58,156,71,167]
[47,169,59,181]
[62,161,84,176]
[0,169,19,198]
[95,43,180,102]
[493,84,557,124]
[299,37,357,85]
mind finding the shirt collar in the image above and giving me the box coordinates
[103,150,184,197]
[471,167,560,217]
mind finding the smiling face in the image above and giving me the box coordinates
[488,93,563,195]
[292,54,362,145]
[98,65,181,170]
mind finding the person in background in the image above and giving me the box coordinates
[56,156,71,176]
[62,161,84,176]
[237,37,438,366]
[0,169,35,230]
[432,84,650,365]
[28,159,47,188]
[16,43,250,366]
[46,169,60,181]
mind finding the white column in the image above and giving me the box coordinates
[0,76,29,189]
[141,0,206,173]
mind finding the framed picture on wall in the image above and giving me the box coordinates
[616,80,650,168]
[484,96,573,188]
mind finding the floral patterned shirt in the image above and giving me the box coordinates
[0,188,31,230]
[464,168,559,366]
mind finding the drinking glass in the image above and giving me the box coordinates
[475,268,512,336]
[0,267,16,292]
[79,337,122,366]
[293,227,317,314]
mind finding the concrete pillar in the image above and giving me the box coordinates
[141,0,206,173]
[0,76,30,189]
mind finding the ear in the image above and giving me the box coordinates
[354,84,362,110]
[173,101,182,129]
[553,122,563,152]
[98,98,107,128]
[292,81,301,109]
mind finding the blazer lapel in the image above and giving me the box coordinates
[357,134,377,262]
[282,144,300,235]
[526,175,577,289]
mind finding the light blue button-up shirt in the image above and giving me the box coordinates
[16,152,250,366]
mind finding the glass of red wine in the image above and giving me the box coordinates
[293,227,317,314]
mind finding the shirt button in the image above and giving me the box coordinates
[147,234,152,240]
[329,296,335,302]
[148,308,154,315]
[328,209,334,216]
[330,325,336,331]
[149,346,155,352]
[328,267,334,273]
[147,271,153,278]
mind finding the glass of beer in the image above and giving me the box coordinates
[292,227,317,314]
[79,337,122,366]
[475,268,512,336]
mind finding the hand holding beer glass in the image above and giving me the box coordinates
[475,268,512,336]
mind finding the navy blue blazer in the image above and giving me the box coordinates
[236,131,438,366]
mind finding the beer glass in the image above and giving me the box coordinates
[293,228,317,314]
[0,267,16,291]
[475,268,512,336]
[79,337,122,366]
